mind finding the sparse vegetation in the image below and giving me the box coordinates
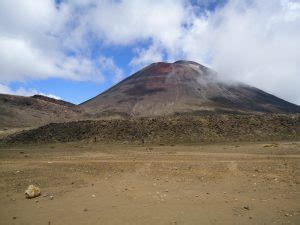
[2,114,299,145]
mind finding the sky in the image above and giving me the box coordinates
[0,0,299,105]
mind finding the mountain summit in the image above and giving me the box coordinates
[81,60,300,116]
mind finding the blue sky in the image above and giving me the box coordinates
[0,0,300,105]
[8,44,137,103]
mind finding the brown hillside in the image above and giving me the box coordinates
[0,94,83,128]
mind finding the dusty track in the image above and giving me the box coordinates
[0,142,299,225]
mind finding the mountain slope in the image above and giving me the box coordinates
[81,60,300,116]
[0,94,83,128]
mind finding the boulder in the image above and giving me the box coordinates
[25,185,41,199]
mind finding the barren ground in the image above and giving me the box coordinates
[0,141,299,225]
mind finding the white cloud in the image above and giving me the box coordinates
[0,83,11,94]
[203,0,300,104]
[0,35,107,82]
[130,43,165,69]
[0,0,299,104]
[0,36,60,81]
[0,0,120,83]
[0,83,61,100]
[99,57,125,84]
[87,0,187,45]
[37,93,61,100]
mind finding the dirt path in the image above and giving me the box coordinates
[0,142,299,225]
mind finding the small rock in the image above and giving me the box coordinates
[92,194,96,198]
[25,185,41,199]
[49,195,54,200]
[15,170,21,174]
[244,206,250,210]
[12,217,17,220]
[83,208,88,212]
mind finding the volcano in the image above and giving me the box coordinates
[81,60,300,116]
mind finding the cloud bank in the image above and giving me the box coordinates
[0,0,299,104]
